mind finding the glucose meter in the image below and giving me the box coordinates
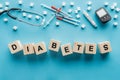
[95,7,111,23]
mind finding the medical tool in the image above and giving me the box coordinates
[0,8,45,26]
[43,14,56,28]
[83,10,97,28]
[56,14,79,26]
[41,4,72,18]
[41,4,80,27]
[95,7,111,23]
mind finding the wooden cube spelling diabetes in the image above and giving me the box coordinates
[85,43,97,54]
[23,43,35,55]
[8,40,23,54]
[61,43,73,56]
[73,42,84,54]
[34,42,47,55]
[49,39,61,52]
[98,41,112,54]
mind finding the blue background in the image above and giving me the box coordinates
[0,0,120,80]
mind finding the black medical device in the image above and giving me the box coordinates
[95,7,111,23]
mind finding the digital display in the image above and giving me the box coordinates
[96,8,107,17]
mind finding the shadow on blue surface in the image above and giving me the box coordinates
[10,50,110,63]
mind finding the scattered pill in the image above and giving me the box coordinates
[104,2,109,7]
[113,22,118,27]
[113,2,117,8]
[56,22,60,26]
[77,7,81,12]
[13,26,18,31]
[87,6,92,11]
[62,2,66,7]
[30,2,34,8]
[110,6,115,11]
[114,15,118,20]
[5,2,10,7]
[3,18,8,23]
[87,1,92,6]
[81,24,86,29]
[22,12,27,17]
[115,8,120,13]
[4,7,9,10]
[0,3,3,8]
[43,11,47,16]
[28,14,32,19]
[0,9,3,12]
[74,10,78,14]
[76,14,81,19]
[68,9,72,14]
[18,0,23,5]
[35,15,40,20]
[70,2,74,7]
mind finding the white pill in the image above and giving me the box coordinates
[113,22,118,27]
[0,3,3,8]
[56,22,60,26]
[13,26,18,31]
[76,14,81,19]
[28,14,32,19]
[81,24,86,29]
[4,7,9,10]
[62,2,66,7]
[115,8,120,13]
[5,2,10,6]
[18,0,23,5]
[22,12,27,17]
[0,9,3,12]
[114,15,118,19]
[43,11,47,16]
[87,6,92,11]
[113,2,117,8]
[70,2,74,7]
[110,6,115,10]
[35,15,40,20]
[104,2,109,7]
[68,9,72,14]
[87,1,92,6]
[77,7,81,12]
[74,10,78,14]
[30,2,34,8]
[3,18,8,22]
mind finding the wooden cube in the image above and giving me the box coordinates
[98,41,112,54]
[73,42,84,54]
[85,43,97,54]
[8,40,23,54]
[34,42,47,55]
[49,39,61,52]
[23,43,35,55]
[61,43,73,56]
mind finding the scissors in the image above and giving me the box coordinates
[0,8,45,27]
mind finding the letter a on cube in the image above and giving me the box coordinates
[34,42,47,55]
